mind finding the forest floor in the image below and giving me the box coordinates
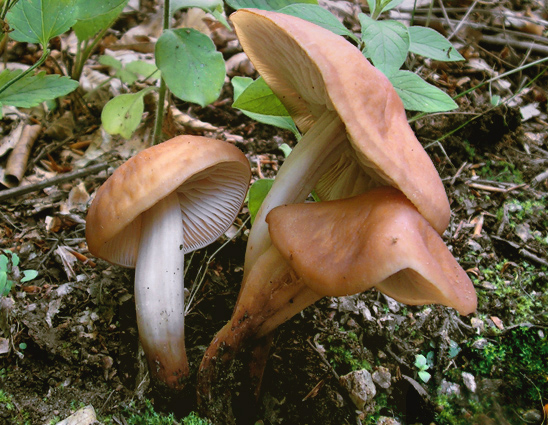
[0,1,547,424]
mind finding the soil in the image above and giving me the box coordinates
[1,2,548,425]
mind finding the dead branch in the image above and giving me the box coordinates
[0,162,110,202]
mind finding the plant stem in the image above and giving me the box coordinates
[0,48,50,96]
[152,0,171,146]
[71,25,112,81]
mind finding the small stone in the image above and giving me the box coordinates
[339,369,376,411]
[462,372,476,393]
[522,409,541,422]
[377,416,402,425]
[438,379,461,397]
[372,367,392,389]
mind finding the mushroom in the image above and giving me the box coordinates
[197,9,458,415]
[198,187,475,419]
[266,186,477,319]
[230,8,451,278]
[86,135,251,388]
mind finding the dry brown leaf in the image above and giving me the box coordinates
[3,124,42,188]
[490,316,504,330]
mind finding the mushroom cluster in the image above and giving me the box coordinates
[86,135,251,389]
[197,8,477,419]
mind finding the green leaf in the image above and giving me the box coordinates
[0,271,9,296]
[408,26,464,62]
[418,370,431,383]
[233,76,291,116]
[232,76,299,136]
[21,270,38,283]
[0,255,7,272]
[279,4,358,42]
[448,340,461,359]
[10,253,19,268]
[377,0,405,14]
[414,354,427,369]
[73,0,128,41]
[389,70,457,112]
[226,0,316,11]
[0,70,79,109]
[101,88,153,139]
[248,179,274,224]
[99,55,160,84]
[170,0,223,14]
[279,143,292,158]
[126,61,160,81]
[155,28,225,107]
[6,0,78,46]
[359,14,409,77]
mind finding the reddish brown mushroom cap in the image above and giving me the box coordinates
[266,187,477,315]
[231,9,450,234]
[86,135,251,267]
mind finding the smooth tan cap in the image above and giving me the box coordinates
[266,187,477,315]
[231,9,450,234]
[86,135,251,267]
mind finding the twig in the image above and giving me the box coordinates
[447,0,480,41]
[466,182,527,193]
[480,34,548,56]
[532,169,548,186]
[0,162,110,202]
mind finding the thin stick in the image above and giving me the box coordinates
[0,162,110,202]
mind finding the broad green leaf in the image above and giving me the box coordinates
[170,0,222,14]
[389,70,457,112]
[0,70,79,110]
[232,76,299,136]
[226,0,316,11]
[99,55,123,70]
[11,253,19,268]
[156,28,225,107]
[73,0,128,41]
[359,14,409,77]
[418,370,431,383]
[125,61,160,81]
[233,76,291,116]
[99,55,160,84]
[0,271,9,296]
[368,0,405,18]
[409,26,464,62]
[0,255,7,271]
[6,0,78,46]
[74,0,127,19]
[378,0,405,14]
[279,4,358,42]
[21,270,39,283]
[248,179,274,224]
[101,88,153,139]
[279,143,292,158]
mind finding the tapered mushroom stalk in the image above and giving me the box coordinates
[135,192,186,383]
[86,135,251,388]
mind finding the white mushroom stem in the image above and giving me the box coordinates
[244,109,347,277]
[135,191,189,387]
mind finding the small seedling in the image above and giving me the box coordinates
[414,354,431,383]
[0,249,38,297]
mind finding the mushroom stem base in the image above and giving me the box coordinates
[197,246,321,421]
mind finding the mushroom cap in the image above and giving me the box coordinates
[266,187,477,315]
[86,135,251,267]
[231,9,450,234]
